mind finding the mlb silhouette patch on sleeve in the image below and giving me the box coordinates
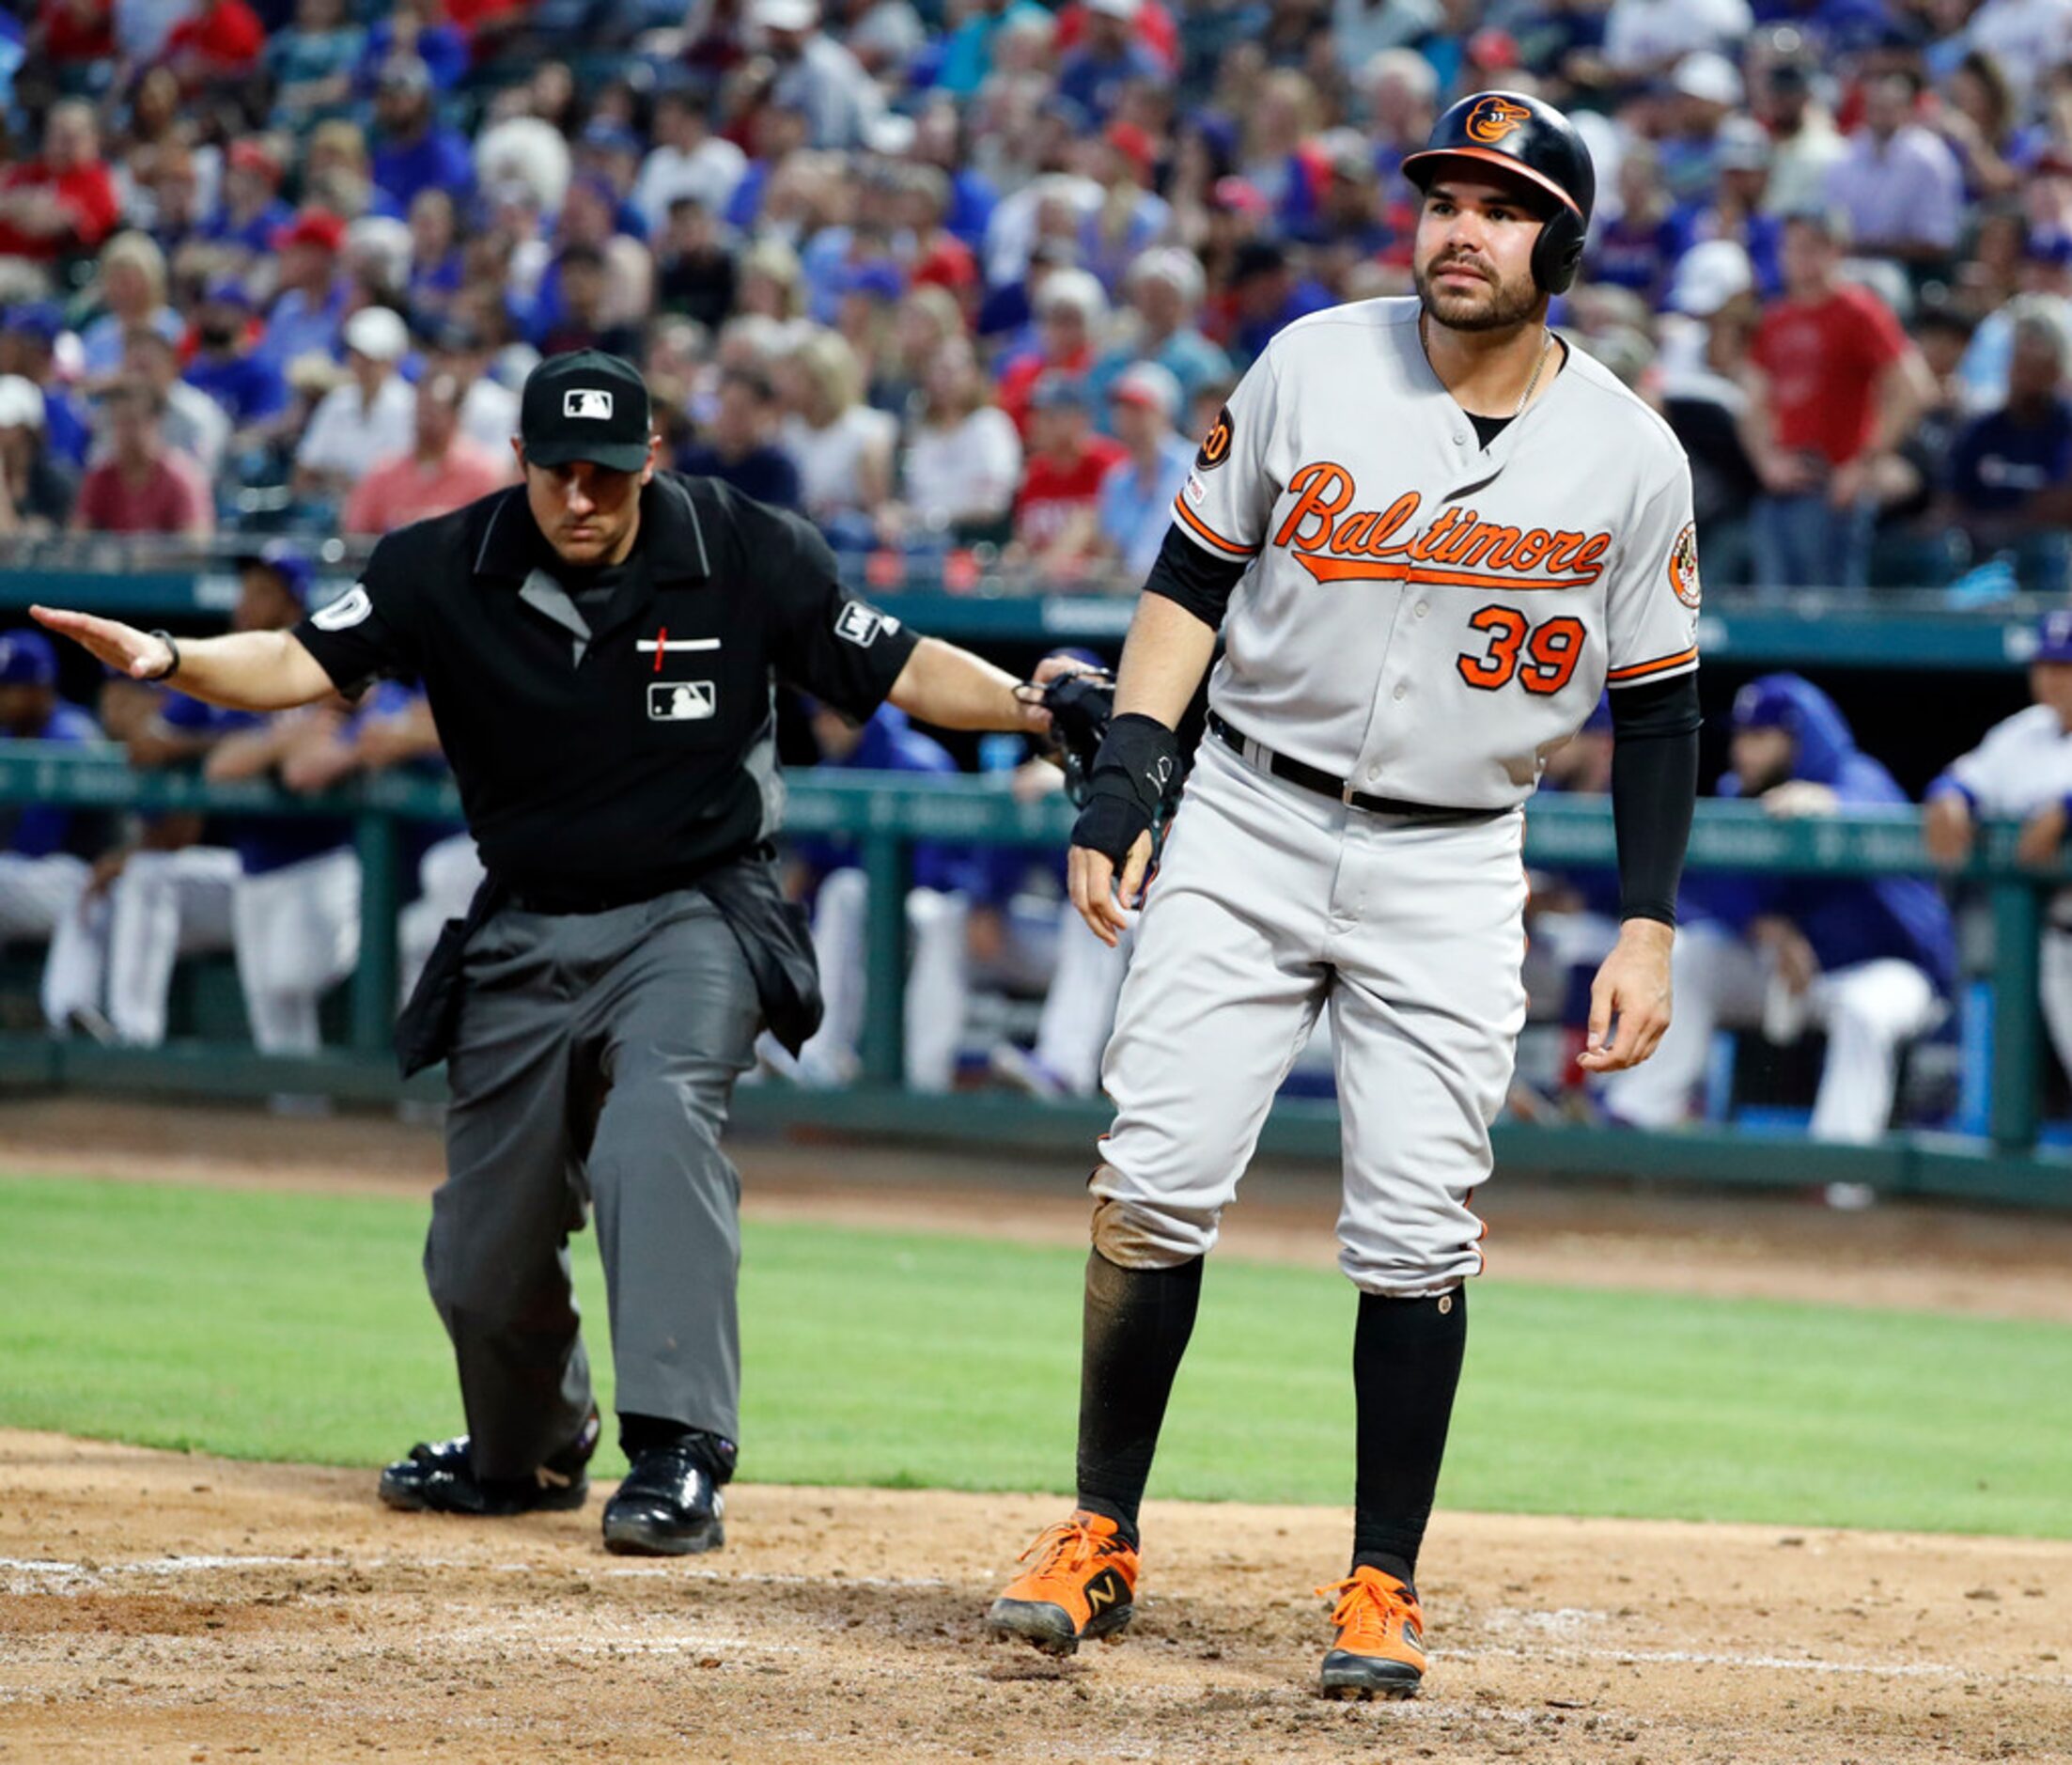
[836,602,899,647]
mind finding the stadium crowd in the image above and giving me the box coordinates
[4,0,2072,588]
[9,0,2072,1148]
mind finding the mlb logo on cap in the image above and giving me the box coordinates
[2036,609,2072,664]
[522,350,653,471]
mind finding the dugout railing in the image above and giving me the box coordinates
[2,742,2068,1209]
[0,558,2061,672]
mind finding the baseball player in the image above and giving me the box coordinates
[1601,675,1954,1146]
[0,629,108,1032]
[986,93,1704,1697]
[777,700,984,1092]
[1924,610,2072,1084]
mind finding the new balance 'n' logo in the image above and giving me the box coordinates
[1083,1570,1127,1614]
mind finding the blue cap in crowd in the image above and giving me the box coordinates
[843,260,904,302]
[0,629,58,688]
[241,540,314,606]
[1,302,64,344]
[581,119,644,158]
[2035,608,2072,664]
[1029,373,1090,413]
[1731,677,1800,732]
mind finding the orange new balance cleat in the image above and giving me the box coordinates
[1316,1566,1427,1699]
[987,1510,1140,1655]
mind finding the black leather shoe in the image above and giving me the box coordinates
[602,1440,728,1555]
[378,1407,600,1516]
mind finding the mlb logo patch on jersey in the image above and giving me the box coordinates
[835,602,898,647]
[1668,523,1701,610]
[564,389,615,420]
[649,679,717,721]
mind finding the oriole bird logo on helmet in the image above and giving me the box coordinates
[1464,96,1534,144]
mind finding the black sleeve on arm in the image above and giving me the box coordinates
[1142,523,1250,629]
[1609,671,1702,927]
[289,533,423,695]
[762,503,920,717]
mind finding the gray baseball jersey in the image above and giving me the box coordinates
[1174,296,1701,805]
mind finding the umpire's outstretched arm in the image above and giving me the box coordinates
[31,606,335,711]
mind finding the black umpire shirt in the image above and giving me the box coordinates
[291,469,919,907]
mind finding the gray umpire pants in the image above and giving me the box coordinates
[426,889,761,1480]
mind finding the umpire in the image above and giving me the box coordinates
[35,350,1059,1554]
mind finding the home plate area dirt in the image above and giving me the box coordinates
[2,1432,2068,1763]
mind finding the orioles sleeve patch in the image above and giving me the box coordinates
[1668,523,1701,610]
[1196,405,1234,471]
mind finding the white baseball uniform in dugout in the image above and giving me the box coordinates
[1096,296,1700,1295]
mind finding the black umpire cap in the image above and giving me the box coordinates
[520,350,653,471]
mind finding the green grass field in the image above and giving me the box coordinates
[3,1173,2068,1539]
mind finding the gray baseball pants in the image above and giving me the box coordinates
[426,889,761,1480]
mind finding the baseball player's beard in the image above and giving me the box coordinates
[1412,259,1545,336]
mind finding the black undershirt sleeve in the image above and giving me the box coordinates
[1141,523,1251,629]
[1608,671,1702,927]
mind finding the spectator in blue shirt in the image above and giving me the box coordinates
[1225,240,1333,367]
[1089,246,1231,418]
[1945,304,2072,589]
[1096,362,1192,578]
[0,305,91,470]
[182,282,290,445]
[369,57,475,214]
[76,232,182,379]
[1055,0,1163,123]
[356,0,469,95]
[253,209,351,372]
[677,364,803,510]
[199,139,296,267]
[264,0,367,131]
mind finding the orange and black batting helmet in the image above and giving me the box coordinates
[1400,91,1597,295]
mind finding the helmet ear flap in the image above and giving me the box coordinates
[1533,207,1585,295]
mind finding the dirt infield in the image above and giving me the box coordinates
[2,1431,2069,1764]
[4,1099,2072,1760]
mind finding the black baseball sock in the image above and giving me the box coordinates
[1073,1250,1204,1545]
[1351,1287,1468,1592]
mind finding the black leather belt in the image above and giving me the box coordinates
[1207,711,1502,823]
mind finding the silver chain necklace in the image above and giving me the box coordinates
[1421,311,1554,419]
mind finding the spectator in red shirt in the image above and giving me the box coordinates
[1742,209,1937,591]
[0,102,122,297]
[34,0,117,66]
[70,379,214,539]
[996,268,1109,436]
[342,372,512,537]
[1010,373,1127,586]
